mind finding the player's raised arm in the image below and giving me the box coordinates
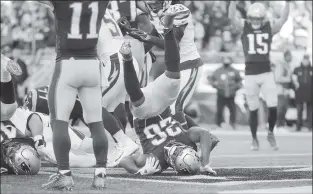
[37,1,54,10]
[228,1,244,31]
[271,1,290,35]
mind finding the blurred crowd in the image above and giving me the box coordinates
[1,1,312,131]
[1,1,312,53]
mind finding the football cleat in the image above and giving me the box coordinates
[1,54,22,77]
[251,139,259,151]
[159,5,190,29]
[119,42,132,61]
[42,171,74,190]
[267,132,279,150]
[92,171,107,190]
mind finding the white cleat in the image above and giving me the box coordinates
[1,54,22,76]
[108,141,139,167]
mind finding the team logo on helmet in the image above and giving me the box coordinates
[164,141,200,175]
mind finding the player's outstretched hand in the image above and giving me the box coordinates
[136,156,160,175]
[200,162,217,176]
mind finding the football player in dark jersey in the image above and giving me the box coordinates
[118,11,218,175]
[37,1,110,190]
[228,1,290,151]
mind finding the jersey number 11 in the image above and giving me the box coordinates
[68,2,99,39]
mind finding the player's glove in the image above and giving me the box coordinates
[200,162,217,176]
[136,156,160,175]
[117,16,132,31]
[33,135,46,149]
[127,28,151,43]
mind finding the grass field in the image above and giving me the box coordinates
[1,129,312,194]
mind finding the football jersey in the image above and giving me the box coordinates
[107,0,137,22]
[52,1,109,58]
[0,120,25,143]
[97,11,124,61]
[134,111,196,170]
[241,21,273,75]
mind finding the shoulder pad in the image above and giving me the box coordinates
[168,4,191,26]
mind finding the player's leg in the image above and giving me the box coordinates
[43,59,78,190]
[113,103,128,131]
[244,74,261,150]
[1,55,20,121]
[47,59,78,176]
[76,60,108,187]
[261,72,279,150]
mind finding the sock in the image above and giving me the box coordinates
[113,130,133,147]
[0,80,16,104]
[95,167,106,175]
[101,107,120,137]
[113,104,128,131]
[164,29,180,74]
[51,120,71,171]
[268,107,277,133]
[123,59,144,102]
[125,101,134,128]
[249,110,258,140]
[88,122,108,168]
[185,114,198,128]
[59,170,71,175]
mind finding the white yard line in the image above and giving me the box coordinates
[219,186,312,193]
[212,153,312,158]
[211,131,312,137]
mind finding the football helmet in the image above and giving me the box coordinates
[2,138,41,175]
[247,3,267,29]
[164,141,200,175]
[144,0,172,16]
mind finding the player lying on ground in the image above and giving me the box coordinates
[118,11,218,176]
[1,56,41,175]
[9,107,114,168]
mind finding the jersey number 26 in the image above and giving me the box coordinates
[247,33,269,54]
[68,2,99,39]
[144,117,183,146]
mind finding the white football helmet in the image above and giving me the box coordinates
[2,139,41,175]
[144,0,172,16]
[247,3,267,29]
[164,141,200,175]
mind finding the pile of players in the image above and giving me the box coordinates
[1,0,290,191]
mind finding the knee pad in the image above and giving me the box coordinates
[1,102,17,121]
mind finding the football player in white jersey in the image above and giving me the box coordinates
[9,107,124,168]
[134,1,204,121]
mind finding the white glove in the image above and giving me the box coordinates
[37,146,57,164]
[136,156,160,175]
[200,162,217,176]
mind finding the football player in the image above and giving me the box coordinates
[119,11,218,175]
[37,1,110,190]
[9,107,116,168]
[0,55,40,176]
[228,1,290,150]
[136,1,204,117]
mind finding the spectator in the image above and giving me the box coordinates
[210,56,242,129]
[274,50,293,129]
[292,54,312,131]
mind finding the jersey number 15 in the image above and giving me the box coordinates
[68,2,99,39]
[247,33,269,54]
